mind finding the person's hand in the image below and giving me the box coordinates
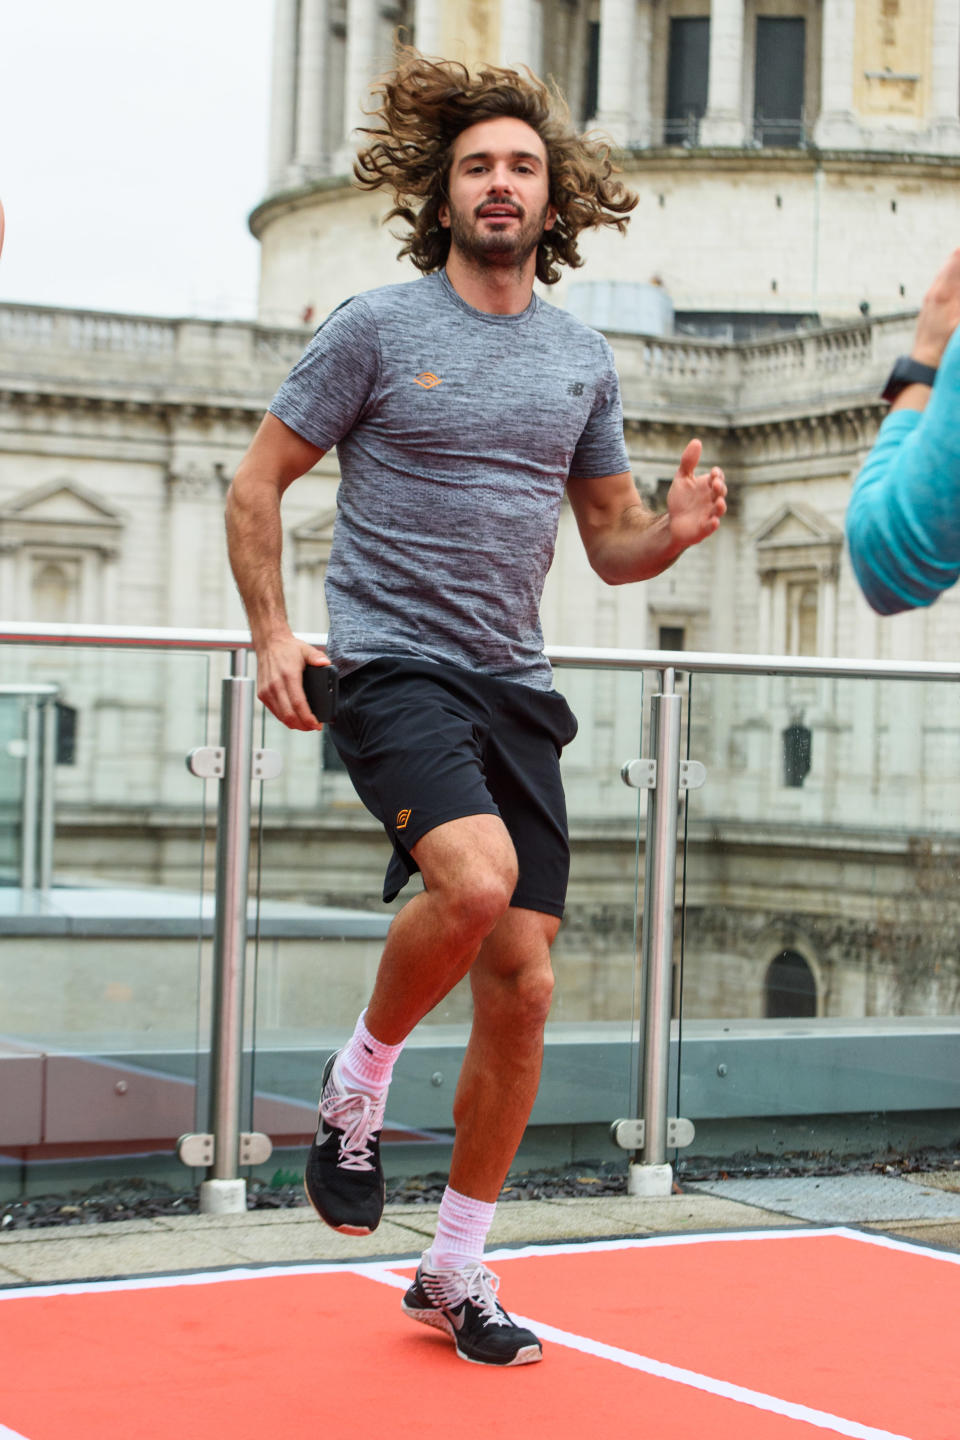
[912,248,960,368]
[666,439,727,551]
[255,634,329,731]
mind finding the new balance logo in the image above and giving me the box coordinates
[414,372,442,389]
[396,808,412,830]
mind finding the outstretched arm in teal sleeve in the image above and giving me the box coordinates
[846,324,960,615]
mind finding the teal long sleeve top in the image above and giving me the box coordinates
[846,325,960,614]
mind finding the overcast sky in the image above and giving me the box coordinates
[0,1,273,319]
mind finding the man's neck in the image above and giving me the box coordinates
[443,250,536,315]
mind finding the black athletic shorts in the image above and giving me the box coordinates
[328,657,579,918]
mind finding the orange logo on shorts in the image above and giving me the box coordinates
[396,808,412,830]
[413,372,442,389]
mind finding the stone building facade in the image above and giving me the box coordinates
[2,0,960,1031]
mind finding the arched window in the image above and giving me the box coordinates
[765,949,817,1018]
[32,558,80,622]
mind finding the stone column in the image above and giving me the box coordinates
[339,0,380,173]
[499,0,541,71]
[294,0,329,180]
[595,0,637,147]
[700,0,745,147]
[631,0,653,148]
[813,0,861,149]
[267,0,298,191]
[414,0,443,57]
[818,563,839,658]
[931,0,960,152]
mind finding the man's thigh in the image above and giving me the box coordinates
[329,659,501,900]
[482,682,578,921]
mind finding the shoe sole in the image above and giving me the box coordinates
[401,1298,543,1366]
[302,1180,378,1236]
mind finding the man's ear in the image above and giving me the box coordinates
[543,204,558,233]
[438,202,451,230]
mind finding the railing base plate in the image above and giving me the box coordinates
[627,1161,674,1197]
[199,1178,247,1215]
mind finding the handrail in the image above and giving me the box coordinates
[4,622,960,683]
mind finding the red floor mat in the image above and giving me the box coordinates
[0,1229,954,1440]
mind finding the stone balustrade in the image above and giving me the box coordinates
[0,300,919,420]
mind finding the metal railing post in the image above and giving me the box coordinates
[631,668,683,1196]
[20,698,40,891]
[39,697,57,890]
[199,648,255,1214]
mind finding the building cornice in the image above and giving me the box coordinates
[247,144,960,239]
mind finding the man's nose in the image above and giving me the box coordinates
[486,167,515,192]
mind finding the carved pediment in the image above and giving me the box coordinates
[753,502,841,549]
[754,502,842,578]
[0,480,125,552]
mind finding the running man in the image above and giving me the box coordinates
[226,51,726,1366]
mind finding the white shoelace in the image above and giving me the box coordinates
[321,1088,385,1172]
[424,1262,511,1328]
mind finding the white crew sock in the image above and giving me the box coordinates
[335,1010,405,1096]
[428,1185,497,1271]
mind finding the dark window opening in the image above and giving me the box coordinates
[666,17,710,145]
[754,16,806,147]
[782,720,812,788]
[765,949,817,1018]
[55,703,78,765]
[658,625,686,652]
[584,21,601,124]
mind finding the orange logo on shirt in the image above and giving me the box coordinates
[396,808,412,830]
[413,372,442,389]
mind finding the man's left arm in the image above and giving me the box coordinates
[567,439,727,585]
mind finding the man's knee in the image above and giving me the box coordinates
[448,861,517,940]
[413,814,518,941]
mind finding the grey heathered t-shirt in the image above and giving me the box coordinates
[269,269,630,690]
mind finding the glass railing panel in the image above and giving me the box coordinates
[0,642,216,1199]
[246,663,646,1189]
[674,668,960,1180]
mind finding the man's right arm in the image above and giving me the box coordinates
[846,249,960,614]
[225,412,329,730]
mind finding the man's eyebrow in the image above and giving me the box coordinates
[456,149,544,166]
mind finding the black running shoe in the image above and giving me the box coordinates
[402,1254,543,1366]
[304,1051,385,1235]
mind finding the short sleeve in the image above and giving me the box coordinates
[268,297,381,451]
[569,338,630,478]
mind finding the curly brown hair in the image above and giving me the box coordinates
[353,49,637,285]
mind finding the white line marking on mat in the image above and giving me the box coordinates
[362,1265,912,1440]
[0,1424,33,1439]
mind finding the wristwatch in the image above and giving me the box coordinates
[881,355,938,403]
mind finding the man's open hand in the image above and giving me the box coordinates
[666,439,727,551]
[912,248,960,370]
[256,635,329,731]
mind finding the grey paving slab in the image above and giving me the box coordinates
[687,1174,960,1224]
[543,1194,806,1232]
[214,1218,429,1266]
[154,1209,317,1232]
[902,1168,960,1195]
[0,1231,252,1284]
[865,1220,960,1251]
[0,1262,29,1283]
[0,1218,164,1245]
